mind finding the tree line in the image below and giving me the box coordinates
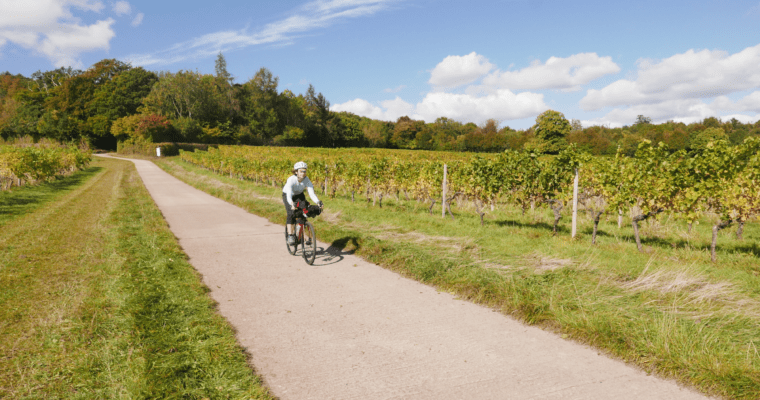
[1,55,759,152]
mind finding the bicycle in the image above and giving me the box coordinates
[285,203,319,265]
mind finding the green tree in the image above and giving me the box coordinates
[240,68,283,142]
[302,84,335,146]
[90,67,157,123]
[531,110,570,154]
[689,127,729,151]
[141,70,228,125]
[702,116,721,128]
[635,115,652,125]
[88,67,158,148]
[214,52,233,85]
[37,109,79,141]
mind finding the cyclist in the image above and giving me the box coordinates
[283,161,323,245]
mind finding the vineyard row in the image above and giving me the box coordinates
[0,144,92,191]
[179,139,760,261]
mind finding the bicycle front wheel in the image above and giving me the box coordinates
[285,225,297,255]
[301,221,317,265]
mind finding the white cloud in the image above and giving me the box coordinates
[0,0,104,28]
[334,89,547,124]
[415,89,546,122]
[39,18,115,68]
[131,12,143,27]
[483,53,620,91]
[336,52,554,125]
[580,92,760,128]
[383,84,406,93]
[332,98,383,118]
[429,52,494,88]
[711,91,760,112]
[0,0,114,68]
[580,44,760,111]
[575,44,760,128]
[581,99,711,128]
[112,1,130,16]
[126,0,398,66]
[380,97,415,119]
[718,113,760,124]
[332,97,414,121]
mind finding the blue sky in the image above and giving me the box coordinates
[2,0,760,129]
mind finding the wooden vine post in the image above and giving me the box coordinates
[442,164,448,218]
[571,167,579,238]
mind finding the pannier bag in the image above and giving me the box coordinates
[294,200,321,217]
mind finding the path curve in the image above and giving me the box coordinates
[110,155,713,400]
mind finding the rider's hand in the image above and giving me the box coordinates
[291,205,297,210]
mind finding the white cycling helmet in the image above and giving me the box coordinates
[294,161,307,170]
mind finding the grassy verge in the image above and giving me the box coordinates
[155,155,760,400]
[0,156,274,399]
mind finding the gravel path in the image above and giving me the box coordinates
[117,156,713,400]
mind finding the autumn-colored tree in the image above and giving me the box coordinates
[0,73,32,138]
[568,125,613,155]
[391,116,424,149]
[135,114,175,142]
[110,114,142,141]
[362,119,391,148]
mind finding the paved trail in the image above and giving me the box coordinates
[114,156,712,400]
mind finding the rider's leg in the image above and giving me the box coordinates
[283,193,296,235]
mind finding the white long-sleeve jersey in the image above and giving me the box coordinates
[282,175,320,206]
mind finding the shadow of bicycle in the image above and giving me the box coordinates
[308,236,361,266]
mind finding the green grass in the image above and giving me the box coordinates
[0,166,103,226]
[156,155,760,400]
[0,157,274,399]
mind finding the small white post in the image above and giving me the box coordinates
[572,167,579,238]
[442,164,448,218]
[618,209,623,228]
[156,147,161,157]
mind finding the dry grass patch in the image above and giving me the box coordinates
[373,228,478,254]
[535,257,574,272]
[620,264,760,321]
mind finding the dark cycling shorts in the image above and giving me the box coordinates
[283,192,306,224]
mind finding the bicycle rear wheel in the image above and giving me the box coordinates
[285,225,297,255]
[301,221,317,265]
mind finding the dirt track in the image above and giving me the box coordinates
[112,155,713,400]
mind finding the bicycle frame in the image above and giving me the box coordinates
[286,206,318,264]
